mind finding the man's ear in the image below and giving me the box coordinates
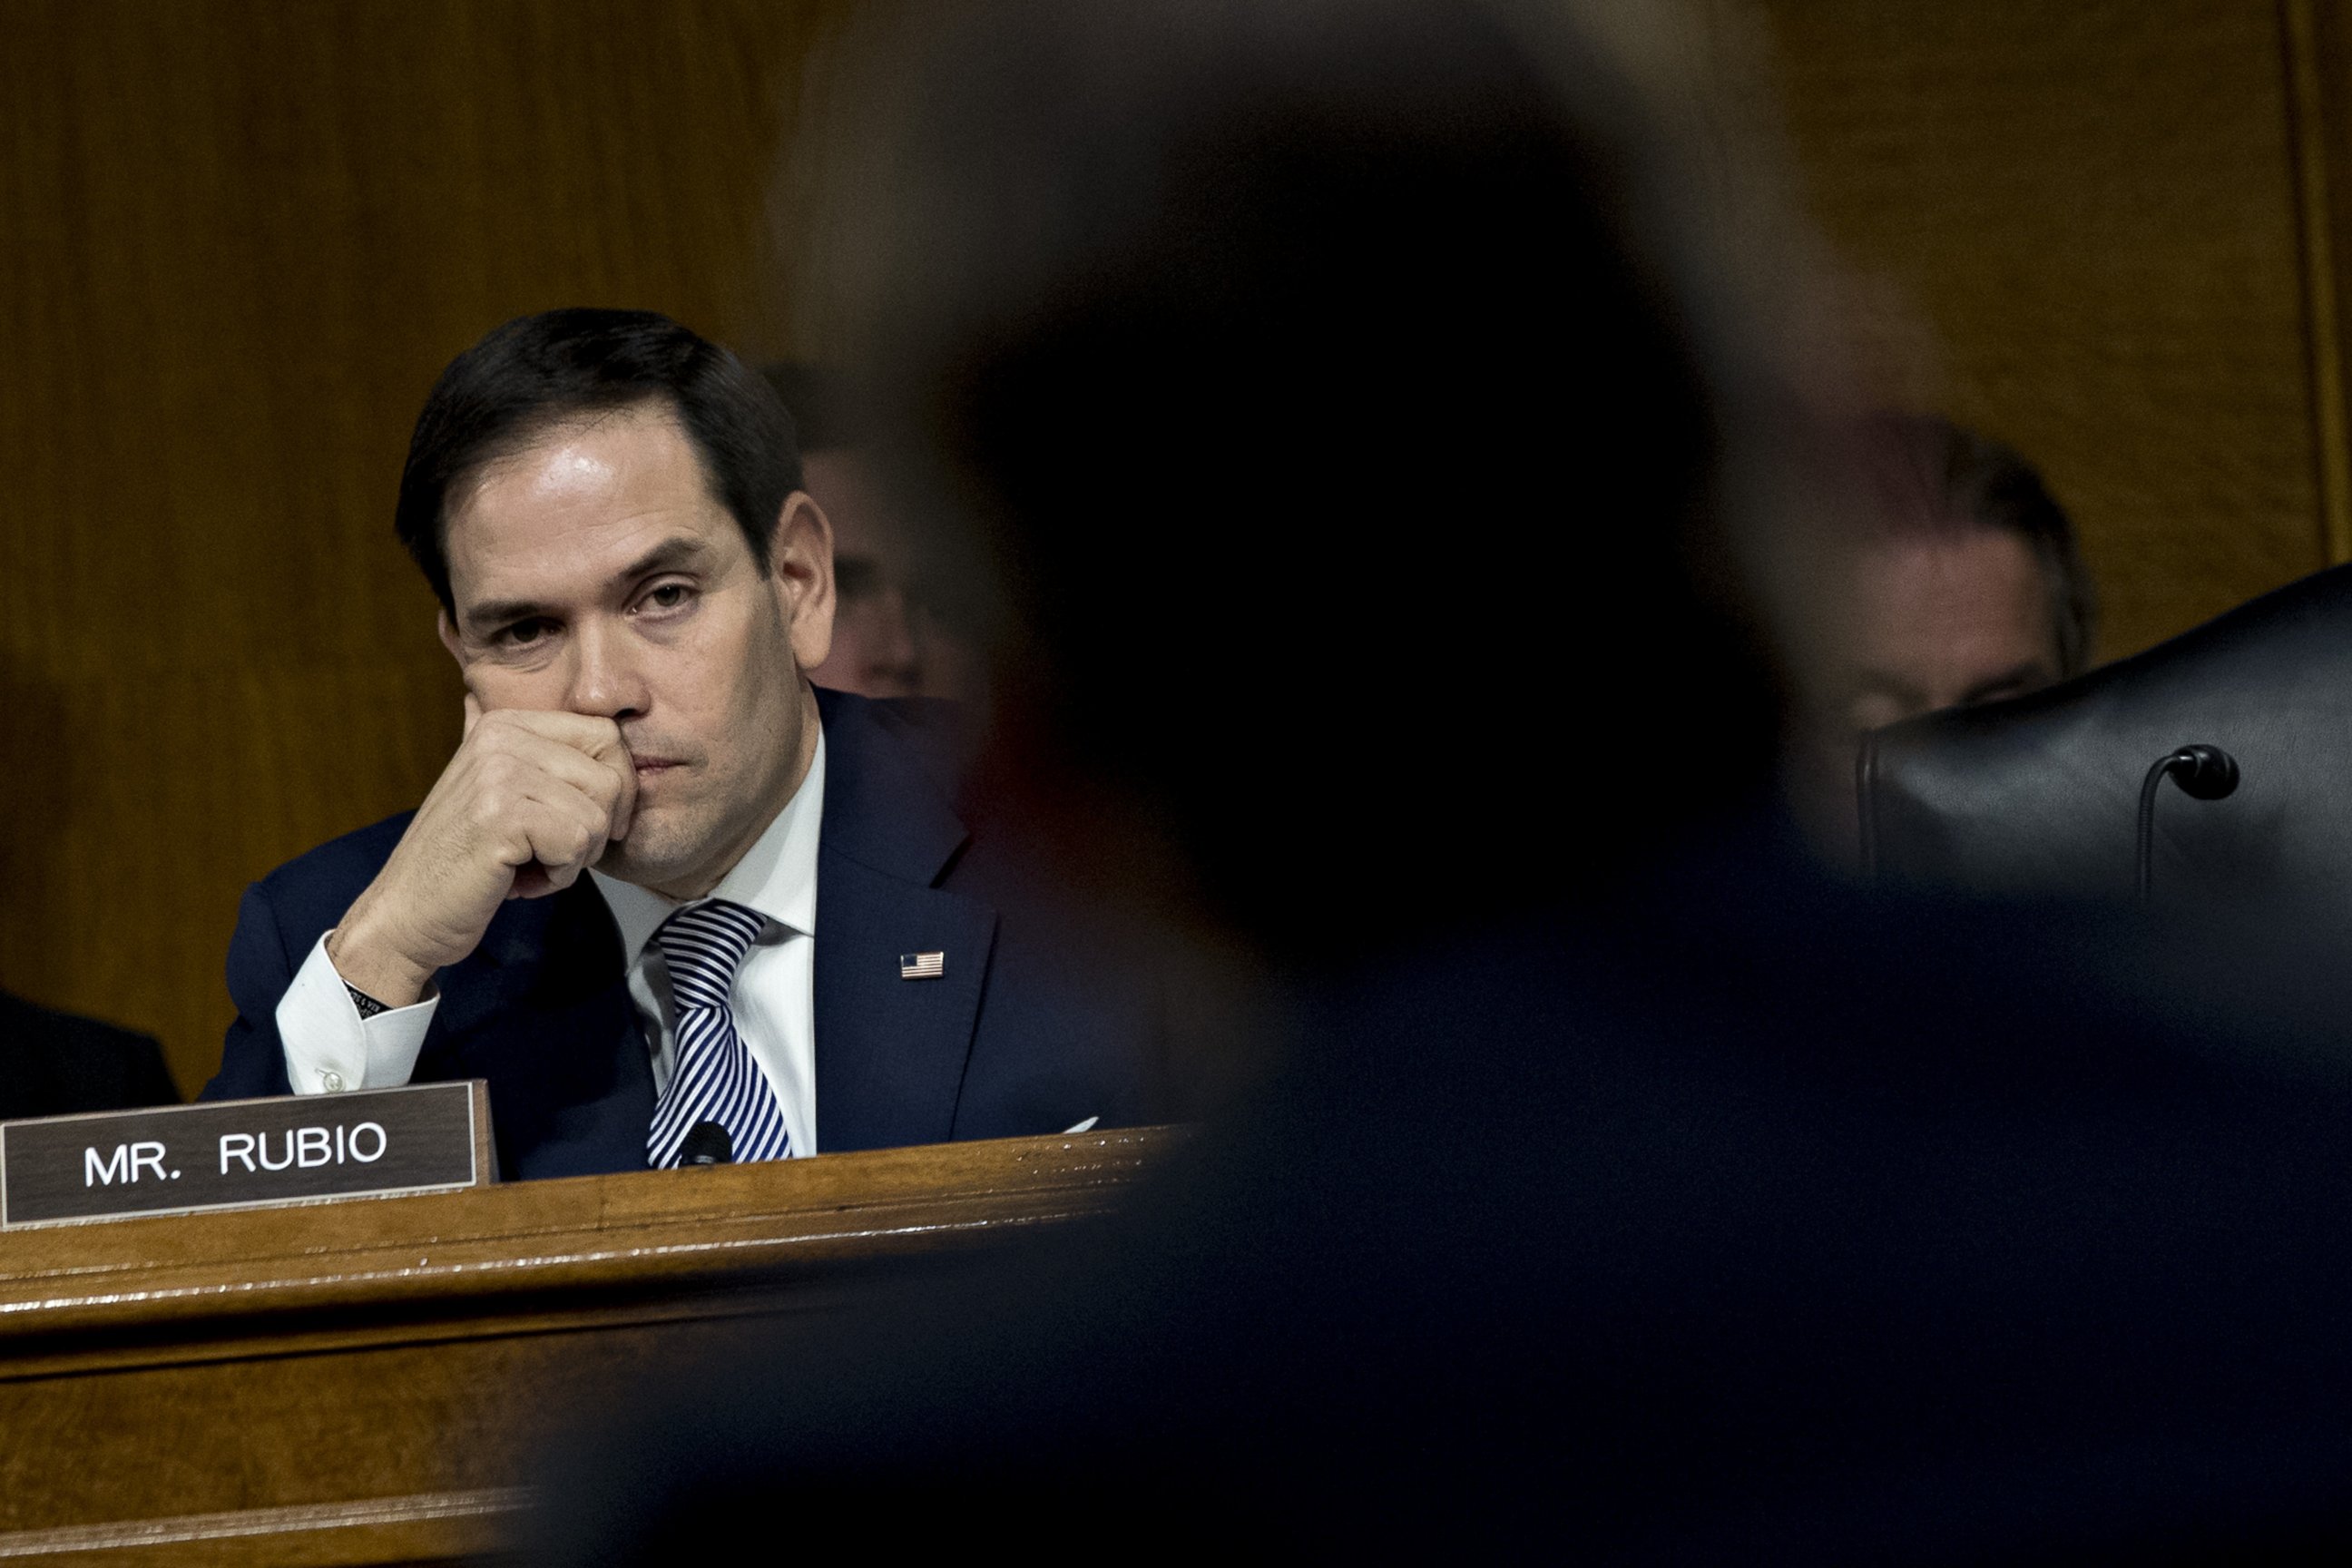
[769,491,837,671]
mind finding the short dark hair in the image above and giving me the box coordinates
[1861,413,2099,677]
[395,309,802,613]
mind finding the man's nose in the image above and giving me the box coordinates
[567,619,651,720]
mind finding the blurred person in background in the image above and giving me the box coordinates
[1788,413,2097,862]
[1,991,177,1117]
[760,361,987,706]
[544,2,2352,1559]
[1830,413,2094,729]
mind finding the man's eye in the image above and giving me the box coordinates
[499,619,553,647]
[643,583,693,611]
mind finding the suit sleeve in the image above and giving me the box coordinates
[201,882,299,1101]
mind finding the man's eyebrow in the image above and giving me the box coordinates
[460,537,713,635]
[615,535,711,583]
[463,596,550,635]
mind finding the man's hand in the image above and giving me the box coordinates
[328,700,637,1007]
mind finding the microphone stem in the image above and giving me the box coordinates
[2135,753,2176,906]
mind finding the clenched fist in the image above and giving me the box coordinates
[328,698,638,1007]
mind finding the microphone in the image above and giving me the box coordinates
[679,1121,734,1166]
[2135,743,2240,903]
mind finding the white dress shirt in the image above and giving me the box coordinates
[278,731,828,1157]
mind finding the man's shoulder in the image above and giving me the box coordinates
[816,688,975,795]
[0,989,161,1057]
[249,812,417,918]
[0,991,178,1115]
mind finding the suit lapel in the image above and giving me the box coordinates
[812,852,997,1151]
[809,691,995,1152]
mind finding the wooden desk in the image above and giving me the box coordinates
[0,1127,1175,1564]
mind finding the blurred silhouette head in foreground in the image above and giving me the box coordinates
[807,0,1800,968]
[548,3,2352,1561]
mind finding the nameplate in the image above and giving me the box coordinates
[0,1081,492,1229]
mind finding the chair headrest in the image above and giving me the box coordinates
[1862,561,2352,906]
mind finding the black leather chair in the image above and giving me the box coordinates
[1861,562,2352,906]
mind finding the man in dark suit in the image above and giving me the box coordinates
[204,310,1160,1179]
[1,991,178,1119]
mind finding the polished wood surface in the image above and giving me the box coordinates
[0,1125,1176,1563]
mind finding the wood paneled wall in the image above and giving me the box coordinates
[1,0,2345,1093]
[0,1,850,1092]
[1750,0,2344,660]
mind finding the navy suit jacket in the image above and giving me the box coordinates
[203,689,1165,1179]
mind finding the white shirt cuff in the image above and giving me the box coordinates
[276,932,439,1093]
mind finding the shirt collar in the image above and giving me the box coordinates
[591,725,827,965]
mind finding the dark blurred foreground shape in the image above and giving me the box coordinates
[538,1,2352,1561]
[554,881,2352,1562]
[0,990,178,1119]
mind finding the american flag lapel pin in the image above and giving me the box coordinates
[899,951,946,980]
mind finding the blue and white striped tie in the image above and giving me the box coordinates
[644,899,791,1168]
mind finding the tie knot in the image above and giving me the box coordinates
[651,899,765,1011]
